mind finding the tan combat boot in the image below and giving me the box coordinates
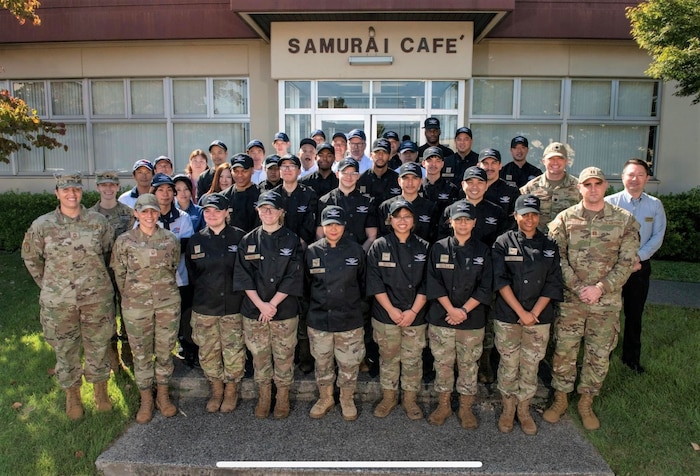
[254,383,272,419]
[498,394,516,433]
[93,380,112,412]
[373,389,398,418]
[136,388,154,424]
[206,379,224,413]
[65,384,84,421]
[577,394,600,430]
[401,391,423,420]
[427,391,452,426]
[458,394,478,429]
[220,382,239,413]
[543,390,569,423]
[517,398,537,435]
[339,387,358,421]
[155,384,177,417]
[309,385,335,419]
[273,386,291,419]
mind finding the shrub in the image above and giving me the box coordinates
[653,187,700,261]
[0,190,101,251]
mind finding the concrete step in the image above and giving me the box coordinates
[97,360,613,476]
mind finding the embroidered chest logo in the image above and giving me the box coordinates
[438,193,450,200]
[419,215,431,223]
[499,196,511,204]
[228,245,238,253]
[473,256,485,265]
[543,249,555,258]
[356,206,369,213]
[508,247,519,255]
[297,205,307,213]
[390,188,401,195]
[280,248,293,256]
[345,257,359,266]
[485,217,498,225]
[414,253,427,262]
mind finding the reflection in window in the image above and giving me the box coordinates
[13,81,46,115]
[318,81,369,109]
[373,81,424,109]
[285,114,312,148]
[471,124,561,161]
[285,81,311,109]
[571,80,611,117]
[214,79,247,115]
[51,81,83,116]
[520,80,561,117]
[92,81,125,116]
[431,81,459,109]
[131,80,164,116]
[173,79,206,115]
[472,79,513,116]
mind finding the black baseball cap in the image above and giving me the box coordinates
[300,138,316,148]
[478,148,502,162]
[200,193,228,210]
[273,132,290,142]
[209,140,227,152]
[246,139,265,152]
[231,154,253,169]
[321,205,346,226]
[382,131,400,141]
[423,117,440,130]
[511,136,529,148]
[455,127,473,138]
[423,146,443,160]
[372,139,391,153]
[311,129,326,140]
[316,142,334,154]
[278,154,301,168]
[463,166,487,182]
[399,162,422,177]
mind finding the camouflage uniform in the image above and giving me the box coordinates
[111,226,181,390]
[308,327,365,388]
[548,201,639,395]
[22,205,115,389]
[243,318,299,387]
[520,172,580,233]
[366,232,429,392]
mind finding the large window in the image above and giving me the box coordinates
[470,78,660,177]
[280,80,463,149]
[5,77,250,175]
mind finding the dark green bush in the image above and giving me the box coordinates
[0,190,101,251]
[653,187,700,262]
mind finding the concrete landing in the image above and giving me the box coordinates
[97,360,611,476]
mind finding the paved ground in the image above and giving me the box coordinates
[647,279,700,308]
[96,397,612,476]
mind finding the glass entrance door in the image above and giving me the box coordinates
[372,115,423,145]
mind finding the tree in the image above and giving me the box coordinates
[1,0,40,25]
[1,1,67,163]
[627,0,700,104]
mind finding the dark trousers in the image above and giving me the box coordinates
[621,260,651,365]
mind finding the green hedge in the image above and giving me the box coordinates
[2,188,700,261]
[0,190,100,251]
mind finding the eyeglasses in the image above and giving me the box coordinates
[349,142,365,148]
[340,171,360,176]
[280,165,298,171]
[258,206,279,214]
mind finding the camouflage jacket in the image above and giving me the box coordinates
[89,201,135,240]
[520,172,581,233]
[22,205,114,307]
[548,202,640,311]
[111,226,180,309]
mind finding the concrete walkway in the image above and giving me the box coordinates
[647,279,700,308]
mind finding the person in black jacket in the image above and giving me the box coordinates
[492,194,563,435]
[305,205,366,421]
[425,200,493,429]
[367,201,429,420]
[185,193,246,414]
[233,191,303,420]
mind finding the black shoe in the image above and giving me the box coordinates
[623,360,645,374]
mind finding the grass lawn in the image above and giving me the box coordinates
[1,251,698,475]
[651,260,700,282]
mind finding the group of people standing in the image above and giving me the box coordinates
[22,121,665,436]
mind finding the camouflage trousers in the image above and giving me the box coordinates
[122,302,180,390]
[40,300,115,389]
[494,320,550,401]
[551,303,620,395]
[308,327,365,389]
[372,318,426,392]
[191,311,245,384]
[429,325,484,396]
[242,316,298,387]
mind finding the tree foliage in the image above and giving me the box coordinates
[2,2,68,163]
[627,0,700,104]
[0,90,67,164]
[1,0,41,25]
